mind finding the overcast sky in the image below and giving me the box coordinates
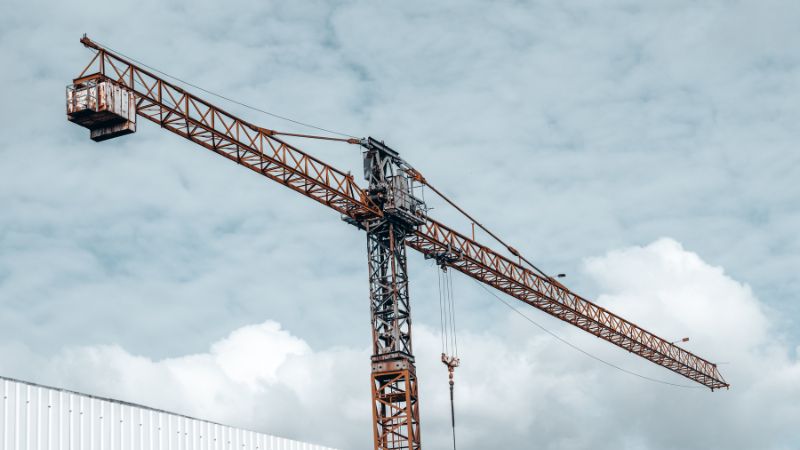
[1,0,798,449]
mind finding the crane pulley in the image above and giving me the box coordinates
[65,35,729,450]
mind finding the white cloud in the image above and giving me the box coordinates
[2,321,370,447]
[211,322,310,387]
[584,238,769,354]
[3,239,798,449]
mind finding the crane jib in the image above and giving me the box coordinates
[406,218,728,390]
[68,40,381,223]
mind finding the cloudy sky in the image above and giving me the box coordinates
[1,0,799,448]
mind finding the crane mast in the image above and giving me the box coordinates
[362,139,426,449]
[65,36,729,450]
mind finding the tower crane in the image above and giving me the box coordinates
[65,36,729,450]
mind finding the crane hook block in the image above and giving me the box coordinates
[67,77,137,142]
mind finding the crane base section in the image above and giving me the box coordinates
[371,358,421,450]
[67,77,136,142]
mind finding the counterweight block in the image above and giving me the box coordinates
[67,77,136,142]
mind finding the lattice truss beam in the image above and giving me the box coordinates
[406,219,729,390]
[74,38,380,223]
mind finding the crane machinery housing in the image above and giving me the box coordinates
[65,36,729,450]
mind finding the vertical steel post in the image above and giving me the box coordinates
[363,138,422,450]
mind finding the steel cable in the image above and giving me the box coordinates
[89,39,359,139]
[438,268,447,356]
[447,269,458,358]
[473,279,702,389]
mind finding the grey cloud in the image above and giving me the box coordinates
[1,0,799,448]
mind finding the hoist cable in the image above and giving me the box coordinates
[447,269,458,357]
[450,382,457,450]
[437,268,447,355]
[435,264,459,450]
[442,268,450,354]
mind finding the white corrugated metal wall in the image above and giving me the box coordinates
[0,377,337,450]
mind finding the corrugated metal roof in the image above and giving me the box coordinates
[0,375,337,450]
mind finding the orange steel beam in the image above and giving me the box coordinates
[75,37,380,223]
[407,218,729,390]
